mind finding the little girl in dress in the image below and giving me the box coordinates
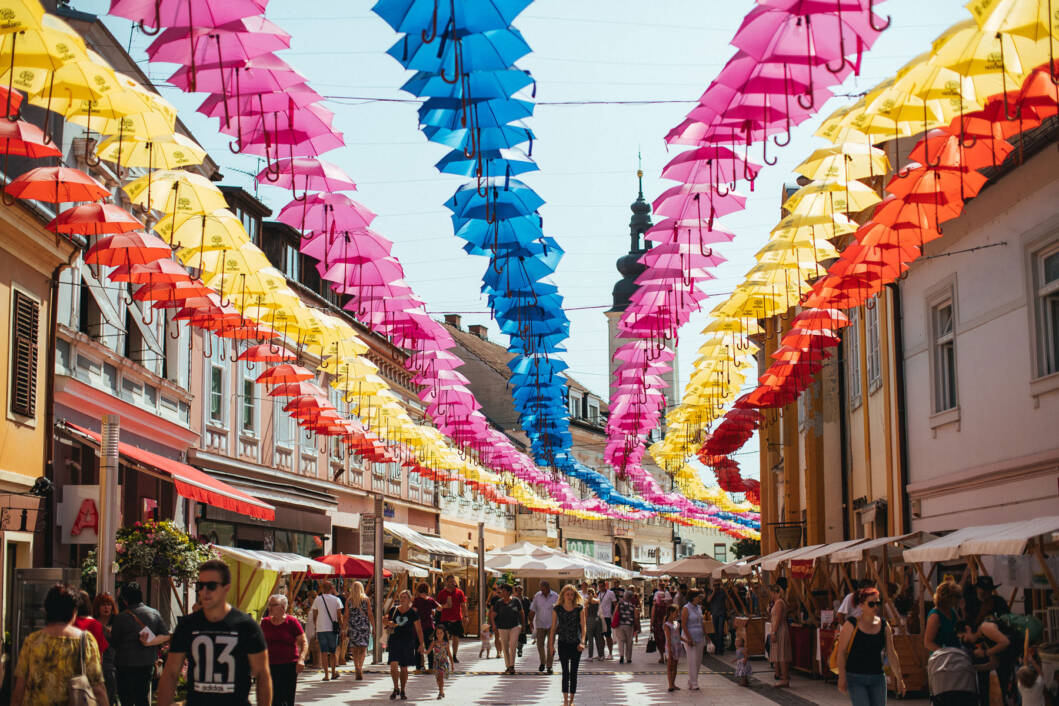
[433,625,453,699]
[479,622,493,658]
[734,636,751,686]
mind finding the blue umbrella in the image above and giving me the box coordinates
[373,0,532,36]
[446,179,544,221]
[424,122,534,153]
[437,147,538,180]
[402,68,533,100]
[418,97,534,130]
[387,29,531,75]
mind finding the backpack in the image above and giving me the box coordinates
[995,613,1043,648]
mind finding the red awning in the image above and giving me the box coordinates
[65,423,275,521]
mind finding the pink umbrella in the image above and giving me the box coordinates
[146,17,290,66]
[109,0,268,34]
[645,219,737,247]
[303,230,392,265]
[277,193,376,233]
[639,242,728,267]
[257,157,356,194]
[169,54,307,94]
[661,145,760,185]
[652,184,747,222]
[197,84,323,120]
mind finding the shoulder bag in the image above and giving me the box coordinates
[68,631,98,706]
[124,609,161,679]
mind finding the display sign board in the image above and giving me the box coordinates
[360,514,376,556]
[595,542,614,564]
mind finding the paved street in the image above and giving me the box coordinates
[290,641,933,705]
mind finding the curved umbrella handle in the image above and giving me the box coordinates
[137,0,163,36]
[440,37,462,85]
[868,0,891,32]
[421,0,440,43]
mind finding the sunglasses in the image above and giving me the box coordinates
[195,581,224,592]
[866,601,880,608]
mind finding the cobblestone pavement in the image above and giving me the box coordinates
[290,637,933,705]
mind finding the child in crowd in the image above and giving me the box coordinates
[734,636,751,687]
[479,622,493,659]
[433,625,453,699]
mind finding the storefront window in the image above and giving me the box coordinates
[197,520,235,547]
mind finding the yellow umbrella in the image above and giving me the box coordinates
[0,14,84,96]
[771,211,859,241]
[795,143,889,182]
[0,0,44,34]
[155,209,248,252]
[756,237,839,264]
[193,244,274,281]
[125,170,226,216]
[95,133,206,169]
[932,19,1047,99]
[29,48,122,106]
[783,180,881,215]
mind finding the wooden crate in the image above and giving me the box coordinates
[734,616,766,657]
[888,634,928,694]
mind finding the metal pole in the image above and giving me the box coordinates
[477,522,486,631]
[372,494,384,664]
[98,414,120,598]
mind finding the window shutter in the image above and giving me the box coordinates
[11,290,40,418]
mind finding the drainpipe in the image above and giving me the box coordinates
[888,283,912,534]
[837,330,850,541]
[43,247,80,567]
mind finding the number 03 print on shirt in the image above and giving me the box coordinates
[189,632,240,693]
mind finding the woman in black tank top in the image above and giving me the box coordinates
[836,587,906,706]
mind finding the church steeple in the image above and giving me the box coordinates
[609,157,653,313]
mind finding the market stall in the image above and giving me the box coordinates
[644,553,723,579]
[214,546,334,619]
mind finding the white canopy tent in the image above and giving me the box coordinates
[644,553,724,578]
[957,516,1059,557]
[727,548,801,576]
[213,546,334,575]
[902,522,1030,563]
[711,557,756,580]
[830,532,936,564]
[383,522,478,562]
[760,544,825,572]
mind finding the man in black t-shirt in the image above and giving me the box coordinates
[158,559,272,706]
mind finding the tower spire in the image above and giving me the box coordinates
[637,148,644,200]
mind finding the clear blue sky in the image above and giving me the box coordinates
[83,0,969,485]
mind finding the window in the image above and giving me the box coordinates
[587,401,600,424]
[209,366,224,423]
[846,306,862,408]
[284,242,300,281]
[866,297,881,388]
[1033,244,1059,377]
[274,398,295,449]
[713,543,727,563]
[241,371,256,435]
[10,289,39,418]
[932,300,958,412]
[568,391,581,418]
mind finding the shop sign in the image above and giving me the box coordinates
[57,485,104,545]
[658,546,674,564]
[790,559,814,579]
[594,542,613,563]
[566,538,594,557]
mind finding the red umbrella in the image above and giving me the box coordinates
[47,204,143,235]
[268,381,326,398]
[256,363,314,385]
[238,343,296,363]
[84,232,172,267]
[5,166,109,203]
[308,554,391,579]
[0,120,62,159]
[110,258,192,284]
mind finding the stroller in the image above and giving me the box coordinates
[927,647,978,706]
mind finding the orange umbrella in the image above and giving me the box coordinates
[256,363,314,385]
[110,258,191,284]
[47,203,142,235]
[5,166,108,202]
[0,119,60,158]
[84,231,171,266]
[237,343,295,363]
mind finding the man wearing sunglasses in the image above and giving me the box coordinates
[158,559,272,706]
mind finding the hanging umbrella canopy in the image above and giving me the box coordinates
[256,157,356,192]
[108,0,268,30]
[237,343,296,363]
[95,134,206,169]
[48,203,143,235]
[145,16,291,65]
[0,119,61,158]
[124,170,227,215]
[5,166,108,202]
